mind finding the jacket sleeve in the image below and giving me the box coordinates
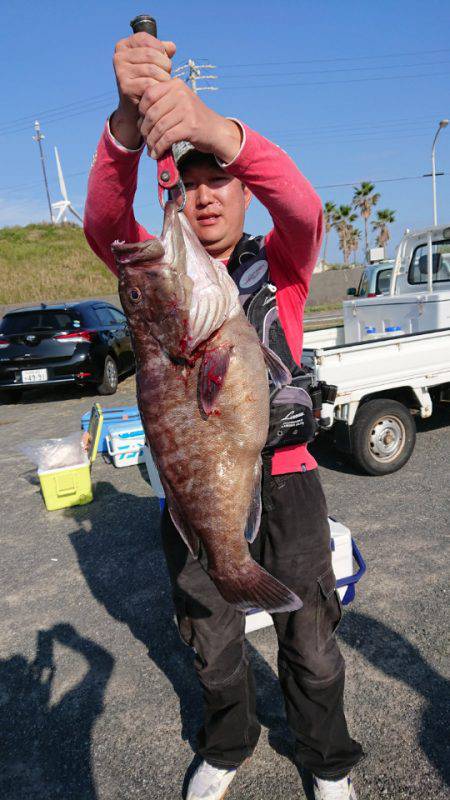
[83,120,153,276]
[220,122,323,363]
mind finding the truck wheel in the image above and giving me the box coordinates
[97,356,118,395]
[351,399,416,475]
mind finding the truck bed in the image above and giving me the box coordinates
[303,326,450,417]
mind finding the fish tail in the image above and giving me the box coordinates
[211,559,302,614]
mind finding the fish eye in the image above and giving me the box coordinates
[129,288,142,302]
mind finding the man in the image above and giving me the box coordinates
[84,31,363,800]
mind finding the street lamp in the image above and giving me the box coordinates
[431,119,448,226]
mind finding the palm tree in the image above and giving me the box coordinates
[334,205,358,266]
[372,209,396,254]
[322,201,336,267]
[348,225,361,266]
[352,182,380,258]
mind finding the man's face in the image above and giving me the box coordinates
[179,158,252,259]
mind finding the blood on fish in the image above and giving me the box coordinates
[207,370,223,387]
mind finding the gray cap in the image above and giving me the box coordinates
[172,140,197,166]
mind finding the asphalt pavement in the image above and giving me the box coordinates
[0,376,448,799]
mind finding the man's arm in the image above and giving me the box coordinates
[84,31,176,273]
[218,123,323,362]
[83,121,150,275]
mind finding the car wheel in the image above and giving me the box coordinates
[0,388,23,404]
[351,399,416,475]
[97,356,119,395]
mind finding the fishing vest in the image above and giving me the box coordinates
[227,233,319,450]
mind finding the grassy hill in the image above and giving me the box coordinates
[0,223,117,305]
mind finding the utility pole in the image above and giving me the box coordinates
[33,120,53,223]
[174,59,218,94]
[430,119,448,225]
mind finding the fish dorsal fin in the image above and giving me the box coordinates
[245,458,262,544]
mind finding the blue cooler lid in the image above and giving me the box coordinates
[81,404,140,427]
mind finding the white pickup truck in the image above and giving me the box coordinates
[304,224,450,475]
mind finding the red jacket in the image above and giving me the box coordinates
[84,120,323,474]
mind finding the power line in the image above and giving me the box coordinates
[216,47,450,68]
[263,113,443,136]
[219,59,450,80]
[0,65,446,138]
[314,173,447,190]
[0,122,446,198]
[0,170,88,197]
[219,70,450,91]
[0,101,115,138]
[274,129,436,146]
[0,92,115,134]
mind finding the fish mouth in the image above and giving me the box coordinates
[112,238,165,266]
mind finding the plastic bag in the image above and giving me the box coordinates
[18,431,89,471]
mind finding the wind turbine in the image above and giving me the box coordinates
[51,146,83,224]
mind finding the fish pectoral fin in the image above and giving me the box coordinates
[198,344,232,416]
[168,503,200,558]
[164,487,200,558]
[245,458,262,544]
[260,342,292,388]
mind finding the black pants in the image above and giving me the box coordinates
[161,464,363,780]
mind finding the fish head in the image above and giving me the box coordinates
[112,203,193,359]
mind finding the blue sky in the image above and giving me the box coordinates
[1,0,449,261]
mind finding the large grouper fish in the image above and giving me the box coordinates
[112,202,302,614]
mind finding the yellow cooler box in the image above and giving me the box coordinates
[38,404,103,511]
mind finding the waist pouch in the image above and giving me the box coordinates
[265,378,318,451]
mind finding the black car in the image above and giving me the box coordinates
[0,301,134,400]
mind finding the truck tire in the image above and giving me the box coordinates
[351,399,416,475]
[97,355,118,395]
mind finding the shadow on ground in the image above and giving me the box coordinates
[0,624,114,800]
[64,482,450,791]
[65,482,203,749]
[5,480,445,797]
[339,610,450,787]
[249,610,450,791]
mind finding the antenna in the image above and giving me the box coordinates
[51,146,83,224]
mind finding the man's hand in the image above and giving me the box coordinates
[138,79,242,164]
[111,32,176,149]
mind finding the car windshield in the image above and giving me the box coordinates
[0,310,77,334]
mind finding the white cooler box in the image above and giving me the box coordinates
[246,518,366,633]
[142,446,366,634]
[106,421,146,468]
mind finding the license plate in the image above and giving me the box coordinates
[21,368,48,383]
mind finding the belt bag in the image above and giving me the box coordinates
[265,379,318,451]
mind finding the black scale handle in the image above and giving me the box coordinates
[130,14,157,36]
